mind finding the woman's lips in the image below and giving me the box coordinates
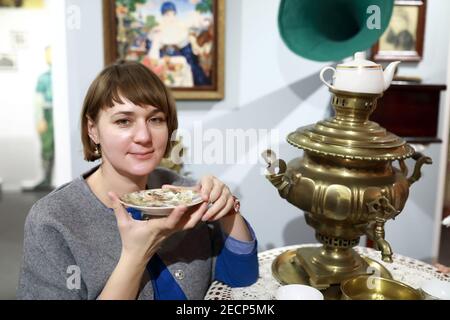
[129,151,154,160]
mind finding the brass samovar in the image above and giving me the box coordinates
[264,52,432,289]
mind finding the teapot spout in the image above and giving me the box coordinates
[383,61,401,91]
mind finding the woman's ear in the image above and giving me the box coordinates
[87,116,99,145]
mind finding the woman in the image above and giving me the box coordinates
[17,61,258,300]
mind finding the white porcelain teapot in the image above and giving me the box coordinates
[319,52,400,94]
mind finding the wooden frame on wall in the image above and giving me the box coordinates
[103,0,225,100]
[372,0,426,62]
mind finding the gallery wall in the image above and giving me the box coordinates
[0,4,52,189]
[1,0,449,261]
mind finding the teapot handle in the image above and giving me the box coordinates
[319,66,336,90]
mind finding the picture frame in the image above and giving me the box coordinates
[371,0,426,62]
[103,0,225,100]
[11,30,28,49]
[0,53,17,71]
[0,0,23,7]
[0,0,45,8]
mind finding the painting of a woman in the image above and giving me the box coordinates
[115,0,214,88]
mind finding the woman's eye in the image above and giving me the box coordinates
[115,119,131,126]
[150,117,166,125]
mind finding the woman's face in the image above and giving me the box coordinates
[88,96,169,178]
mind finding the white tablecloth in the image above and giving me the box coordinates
[204,244,450,300]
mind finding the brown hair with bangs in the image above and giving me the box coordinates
[81,60,178,162]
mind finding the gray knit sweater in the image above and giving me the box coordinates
[17,166,226,300]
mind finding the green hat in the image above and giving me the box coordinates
[278,0,394,61]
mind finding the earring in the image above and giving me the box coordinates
[94,144,101,156]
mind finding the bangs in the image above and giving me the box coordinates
[100,62,171,114]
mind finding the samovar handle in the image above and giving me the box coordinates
[261,149,286,174]
[261,149,290,198]
[398,159,408,176]
[407,152,432,186]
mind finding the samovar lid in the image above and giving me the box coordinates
[287,90,415,161]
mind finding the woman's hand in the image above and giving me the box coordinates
[163,177,253,242]
[164,175,236,223]
[198,175,237,222]
[108,192,208,267]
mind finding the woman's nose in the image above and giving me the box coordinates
[133,121,152,144]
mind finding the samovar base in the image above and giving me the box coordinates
[296,246,372,289]
[271,248,392,299]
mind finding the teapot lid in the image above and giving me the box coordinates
[337,52,381,69]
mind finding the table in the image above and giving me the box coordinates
[204,244,450,300]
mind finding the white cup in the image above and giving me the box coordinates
[421,278,450,300]
[275,284,324,300]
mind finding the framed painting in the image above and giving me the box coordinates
[372,0,426,62]
[103,0,225,100]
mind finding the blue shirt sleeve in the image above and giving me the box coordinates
[214,218,259,288]
[222,219,257,255]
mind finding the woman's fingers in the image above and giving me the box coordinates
[164,205,188,230]
[192,184,202,192]
[161,202,208,232]
[199,176,214,201]
[210,196,235,222]
[183,202,208,230]
[209,179,224,204]
[201,194,228,222]
[108,192,132,226]
[162,176,235,224]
